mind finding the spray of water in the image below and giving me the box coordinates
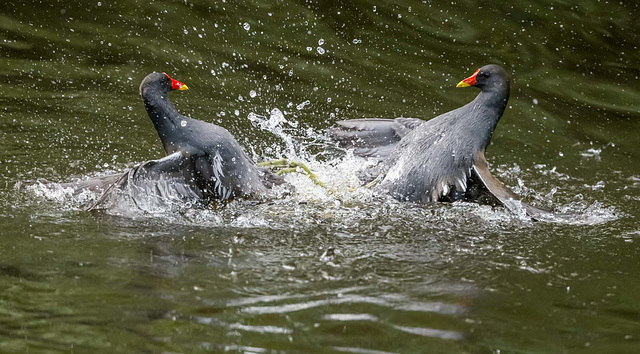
[26,107,620,227]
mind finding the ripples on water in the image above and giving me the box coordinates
[19,108,623,351]
[8,105,633,352]
[2,0,639,352]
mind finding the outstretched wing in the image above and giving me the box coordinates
[328,118,425,159]
[89,152,202,211]
[61,174,122,195]
[472,151,552,220]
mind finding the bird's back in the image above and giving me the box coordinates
[171,116,285,199]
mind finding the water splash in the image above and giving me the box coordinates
[24,106,620,227]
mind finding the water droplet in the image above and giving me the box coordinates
[243,22,250,31]
[249,90,257,98]
[296,100,311,110]
[317,47,325,55]
[532,98,539,104]
[181,120,187,127]
[318,38,325,45]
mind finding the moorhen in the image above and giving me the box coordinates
[65,72,284,209]
[329,64,550,218]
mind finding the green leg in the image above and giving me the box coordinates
[259,159,383,192]
[258,159,327,189]
[288,161,326,188]
[275,167,298,176]
[363,173,384,189]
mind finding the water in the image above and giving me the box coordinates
[1,0,639,352]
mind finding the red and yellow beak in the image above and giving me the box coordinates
[164,72,189,91]
[456,68,480,88]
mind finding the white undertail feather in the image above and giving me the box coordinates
[431,172,469,201]
[212,152,231,200]
[212,152,225,179]
[455,176,467,191]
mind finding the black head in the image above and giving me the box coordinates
[456,64,509,92]
[139,72,188,97]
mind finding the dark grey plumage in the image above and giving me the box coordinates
[137,72,283,202]
[65,72,284,209]
[379,65,509,202]
[328,64,549,217]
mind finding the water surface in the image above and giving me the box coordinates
[1,0,639,352]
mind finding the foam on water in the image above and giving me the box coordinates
[27,179,98,210]
[25,108,620,227]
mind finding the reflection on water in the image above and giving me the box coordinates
[1,0,639,352]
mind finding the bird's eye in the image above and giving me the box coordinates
[479,72,490,78]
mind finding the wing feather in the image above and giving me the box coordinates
[472,151,552,219]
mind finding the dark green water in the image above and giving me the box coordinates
[1,0,639,352]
